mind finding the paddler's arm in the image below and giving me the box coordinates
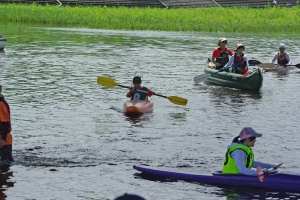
[231,150,259,176]
[221,56,234,71]
[286,53,292,65]
[146,89,155,97]
[252,161,275,170]
[270,54,277,63]
[211,49,220,67]
[0,122,9,148]
[126,88,135,98]
[244,56,249,68]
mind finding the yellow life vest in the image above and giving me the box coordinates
[222,144,254,174]
[278,52,288,65]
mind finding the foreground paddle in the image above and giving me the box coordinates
[97,76,188,106]
[258,63,300,69]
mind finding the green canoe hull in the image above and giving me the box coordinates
[204,67,263,91]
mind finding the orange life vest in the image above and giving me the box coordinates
[0,98,12,145]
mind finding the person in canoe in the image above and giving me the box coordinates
[222,127,282,176]
[270,44,292,66]
[126,76,155,100]
[211,38,234,70]
[221,43,249,75]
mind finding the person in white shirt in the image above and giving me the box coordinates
[270,44,292,66]
[222,43,249,75]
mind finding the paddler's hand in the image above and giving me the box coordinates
[130,87,135,92]
[0,139,5,148]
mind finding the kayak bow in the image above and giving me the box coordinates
[123,98,154,115]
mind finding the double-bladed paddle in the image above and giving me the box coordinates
[248,60,300,69]
[258,63,300,69]
[97,76,188,106]
[248,60,262,66]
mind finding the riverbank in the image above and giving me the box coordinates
[1,3,300,34]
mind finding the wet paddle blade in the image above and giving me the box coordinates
[97,76,118,87]
[193,74,210,84]
[248,60,262,66]
[295,63,300,68]
[167,96,188,106]
[256,166,264,182]
[258,63,276,69]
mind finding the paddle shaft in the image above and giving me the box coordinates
[119,84,168,98]
[241,59,300,68]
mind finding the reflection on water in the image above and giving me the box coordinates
[135,172,300,200]
[219,186,300,200]
[0,166,14,199]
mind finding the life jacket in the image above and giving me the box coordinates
[277,52,289,65]
[233,53,247,69]
[222,144,254,174]
[131,87,149,100]
[216,48,229,65]
[0,97,13,145]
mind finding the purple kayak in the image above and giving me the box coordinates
[133,165,300,192]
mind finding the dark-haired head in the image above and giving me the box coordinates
[232,136,244,143]
[232,135,256,143]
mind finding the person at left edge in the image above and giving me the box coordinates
[211,38,234,70]
[0,85,14,165]
[222,43,249,75]
[222,127,282,176]
[126,76,155,100]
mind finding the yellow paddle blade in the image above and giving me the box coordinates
[167,96,188,106]
[258,63,276,69]
[97,76,118,87]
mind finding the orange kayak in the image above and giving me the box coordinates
[123,98,154,114]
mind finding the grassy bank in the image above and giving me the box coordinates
[1,3,300,33]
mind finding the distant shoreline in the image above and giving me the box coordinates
[1,3,300,34]
[0,0,298,8]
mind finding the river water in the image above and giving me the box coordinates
[0,24,300,200]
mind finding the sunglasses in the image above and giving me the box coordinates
[249,136,256,141]
[221,41,227,43]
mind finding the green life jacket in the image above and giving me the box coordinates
[131,87,149,100]
[222,144,254,174]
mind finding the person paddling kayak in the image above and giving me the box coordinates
[270,44,292,66]
[126,76,155,100]
[222,127,282,176]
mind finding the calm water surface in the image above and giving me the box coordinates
[0,24,300,200]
